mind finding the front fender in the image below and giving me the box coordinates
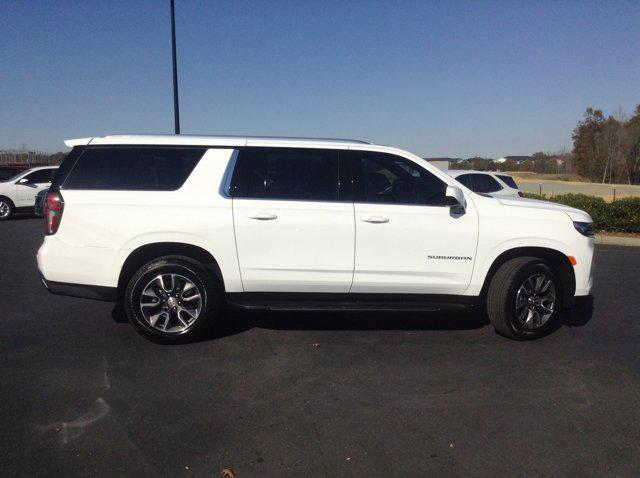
[466,236,572,296]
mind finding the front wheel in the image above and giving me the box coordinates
[124,256,223,343]
[0,198,14,220]
[486,257,561,340]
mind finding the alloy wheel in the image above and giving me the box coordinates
[0,201,10,218]
[514,273,556,330]
[139,273,203,334]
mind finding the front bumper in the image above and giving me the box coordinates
[574,238,595,296]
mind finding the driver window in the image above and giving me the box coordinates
[354,152,447,206]
[22,169,52,184]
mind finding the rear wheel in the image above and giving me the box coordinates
[486,257,561,340]
[0,198,14,220]
[124,256,223,343]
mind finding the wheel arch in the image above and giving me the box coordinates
[0,195,15,207]
[480,246,576,309]
[117,242,225,301]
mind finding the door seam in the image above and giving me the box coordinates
[347,200,356,293]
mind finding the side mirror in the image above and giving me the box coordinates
[17,178,29,185]
[445,185,466,211]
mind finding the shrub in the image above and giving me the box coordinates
[607,198,640,233]
[519,193,639,233]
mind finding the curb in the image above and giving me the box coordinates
[595,234,640,247]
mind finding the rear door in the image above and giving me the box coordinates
[231,147,355,292]
[16,168,54,206]
[349,150,478,294]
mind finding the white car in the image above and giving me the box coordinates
[0,166,58,220]
[37,135,594,342]
[448,170,523,197]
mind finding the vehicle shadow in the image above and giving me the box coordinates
[225,307,488,334]
[214,296,596,340]
[110,296,595,341]
[560,295,595,328]
[7,213,40,221]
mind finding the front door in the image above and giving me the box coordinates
[348,150,478,295]
[231,147,355,293]
[16,169,54,207]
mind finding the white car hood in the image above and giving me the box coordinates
[497,196,593,223]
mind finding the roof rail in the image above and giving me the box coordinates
[156,134,371,144]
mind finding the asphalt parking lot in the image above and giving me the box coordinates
[1,216,639,477]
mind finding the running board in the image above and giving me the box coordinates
[225,293,477,313]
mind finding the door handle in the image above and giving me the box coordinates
[248,212,278,220]
[361,216,389,224]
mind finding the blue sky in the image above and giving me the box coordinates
[2,0,639,157]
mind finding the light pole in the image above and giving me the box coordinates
[170,0,180,134]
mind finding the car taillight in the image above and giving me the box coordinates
[45,191,64,235]
[518,191,524,197]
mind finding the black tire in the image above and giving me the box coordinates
[124,256,223,343]
[486,256,561,340]
[0,197,14,220]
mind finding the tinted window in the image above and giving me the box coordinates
[496,174,519,189]
[455,174,474,189]
[24,169,54,183]
[232,147,340,201]
[51,146,84,192]
[352,151,447,206]
[470,173,502,193]
[63,147,206,191]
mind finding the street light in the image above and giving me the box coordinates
[170,0,180,134]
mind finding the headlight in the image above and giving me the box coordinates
[573,221,595,237]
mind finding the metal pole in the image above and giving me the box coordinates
[170,0,181,134]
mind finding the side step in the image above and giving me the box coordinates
[225,293,477,313]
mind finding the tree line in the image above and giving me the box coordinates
[572,105,640,185]
[450,104,640,184]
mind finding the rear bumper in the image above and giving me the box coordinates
[39,273,117,302]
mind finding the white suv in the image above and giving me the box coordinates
[37,135,594,342]
[0,166,58,220]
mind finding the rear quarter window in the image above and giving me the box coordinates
[496,174,519,189]
[63,147,206,191]
[50,146,84,192]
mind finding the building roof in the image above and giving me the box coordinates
[496,155,533,163]
[65,134,371,148]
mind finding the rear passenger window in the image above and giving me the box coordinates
[470,174,502,193]
[63,147,206,191]
[232,147,340,201]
